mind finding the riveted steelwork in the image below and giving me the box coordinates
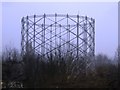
[21,14,95,62]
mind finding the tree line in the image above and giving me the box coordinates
[1,46,119,88]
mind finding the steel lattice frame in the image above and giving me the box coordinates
[21,14,95,60]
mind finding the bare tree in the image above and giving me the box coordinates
[2,47,23,88]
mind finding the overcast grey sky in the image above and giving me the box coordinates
[2,2,118,58]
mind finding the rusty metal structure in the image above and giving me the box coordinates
[21,14,95,61]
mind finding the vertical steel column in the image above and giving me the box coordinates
[26,16,29,53]
[92,19,95,70]
[59,24,61,50]
[83,16,87,56]
[21,17,24,56]
[93,19,95,59]
[50,24,52,53]
[33,15,36,53]
[41,24,44,55]
[89,18,93,55]
[84,16,88,76]
[43,14,46,55]
[77,15,79,59]
[41,14,46,55]
[68,25,70,52]
[67,14,70,53]
[55,13,57,54]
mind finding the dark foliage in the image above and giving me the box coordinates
[2,47,119,88]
